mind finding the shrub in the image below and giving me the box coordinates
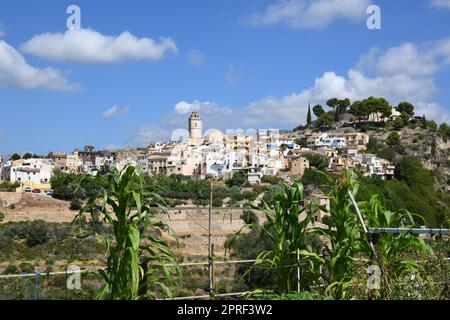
[241,210,259,225]
[25,220,48,247]
[69,199,82,211]
[303,153,329,170]
[212,197,223,207]
[261,175,281,185]
[18,263,34,274]
[242,191,258,202]
[226,170,247,188]
[0,181,20,192]
[0,211,4,222]
[3,264,19,275]
[386,132,401,146]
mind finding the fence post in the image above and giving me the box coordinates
[211,244,215,299]
[297,249,301,294]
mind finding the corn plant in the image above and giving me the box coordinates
[358,195,431,298]
[251,181,323,294]
[76,166,180,300]
[316,169,364,299]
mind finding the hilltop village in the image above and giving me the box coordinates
[0,110,401,191]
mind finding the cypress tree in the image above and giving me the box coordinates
[307,103,312,126]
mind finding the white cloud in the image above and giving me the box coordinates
[135,123,172,144]
[429,0,450,9]
[224,64,239,84]
[243,0,371,29]
[187,50,206,66]
[166,39,450,130]
[102,105,131,118]
[416,102,450,124]
[167,101,235,128]
[21,29,178,64]
[0,40,80,91]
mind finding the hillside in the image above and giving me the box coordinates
[294,111,450,227]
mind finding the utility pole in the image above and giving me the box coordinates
[208,178,214,298]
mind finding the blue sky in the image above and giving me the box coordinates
[1,0,450,155]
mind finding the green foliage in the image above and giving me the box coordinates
[349,100,369,122]
[250,182,322,294]
[261,175,281,185]
[241,210,259,226]
[386,132,401,146]
[354,157,447,227]
[226,170,247,188]
[0,181,20,192]
[400,111,411,123]
[77,166,180,300]
[23,152,33,160]
[10,153,21,161]
[69,199,82,211]
[365,136,380,154]
[303,153,329,170]
[5,220,49,248]
[396,101,415,117]
[395,156,434,188]
[226,227,278,292]
[0,211,4,222]
[315,112,334,128]
[312,104,325,118]
[51,171,108,201]
[301,168,333,193]
[294,138,307,148]
[307,104,312,126]
[25,220,49,247]
[427,120,438,132]
[249,291,332,300]
[392,117,405,130]
[438,123,450,141]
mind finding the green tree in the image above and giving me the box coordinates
[427,120,438,132]
[438,123,450,140]
[365,136,380,154]
[337,98,351,115]
[226,170,247,188]
[386,132,401,146]
[421,114,427,129]
[25,220,48,247]
[396,101,415,117]
[313,104,325,118]
[327,98,350,122]
[326,98,339,112]
[303,153,330,170]
[392,117,405,131]
[400,111,411,124]
[316,113,334,128]
[23,152,33,159]
[10,153,21,161]
[307,104,312,126]
[349,100,370,122]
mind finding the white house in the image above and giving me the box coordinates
[7,159,54,189]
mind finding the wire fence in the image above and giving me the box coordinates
[1,255,448,300]
[0,260,256,300]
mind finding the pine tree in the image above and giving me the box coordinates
[422,114,427,129]
[307,103,312,126]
